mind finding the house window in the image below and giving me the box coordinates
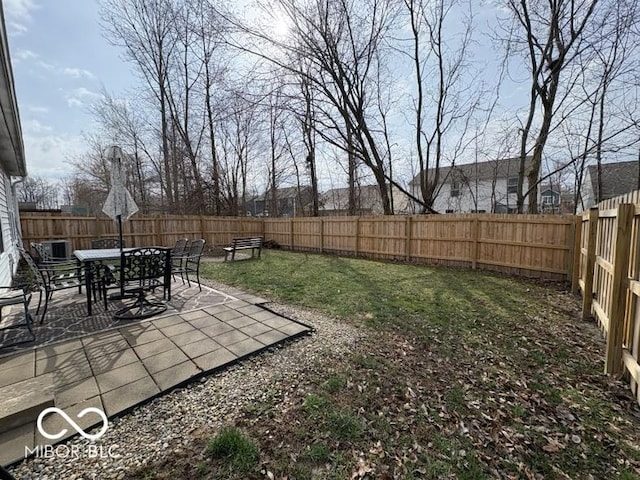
[472,209,486,213]
[542,194,554,205]
[445,209,454,214]
[507,177,518,194]
[450,181,460,197]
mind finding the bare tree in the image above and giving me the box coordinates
[17,177,59,210]
[88,90,155,212]
[235,0,414,214]
[192,0,228,215]
[404,0,480,213]
[503,0,599,213]
[101,0,179,210]
[217,91,259,215]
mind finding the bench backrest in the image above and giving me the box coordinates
[232,237,263,248]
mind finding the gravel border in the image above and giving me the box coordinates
[9,279,364,480]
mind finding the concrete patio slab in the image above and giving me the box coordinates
[101,376,160,418]
[192,347,237,371]
[226,338,265,357]
[0,364,34,389]
[200,322,235,337]
[132,338,176,359]
[0,373,54,433]
[141,348,191,374]
[151,361,200,391]
[179,337,222,358]
[0,283,312,467]
[55,377,100,409]
[240,322,273,337]
[0,423,34,467]
[34,395,105,446]
[95,362,149,394]
[255,329,290,346]
[0,350,34,370]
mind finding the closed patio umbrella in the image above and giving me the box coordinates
[102,145,138,248]
[102,145,139,297]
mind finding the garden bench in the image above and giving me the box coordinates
[224,237,263,261]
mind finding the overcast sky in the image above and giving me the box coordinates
[4,0,133,180]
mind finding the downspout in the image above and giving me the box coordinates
[10,176,25,250]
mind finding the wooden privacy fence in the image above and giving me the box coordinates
[577,189,640,404]
[20,214,264,251]
[21,212,577,280]
[265,214,575,280]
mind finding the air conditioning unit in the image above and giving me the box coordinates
[41,240,71,261]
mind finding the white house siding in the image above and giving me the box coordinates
[579,169,596,211]
[418,177,530,214]
[0,171,20,286]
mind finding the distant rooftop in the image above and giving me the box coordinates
[587,161,640,201]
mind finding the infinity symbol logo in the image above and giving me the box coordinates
[37,407,109,441]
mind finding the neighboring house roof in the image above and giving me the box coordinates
[319,185,411,214]
[409,156,533,186]
[320,185,380,211]
[265,185,312,199]
[587,161,640,201]
[247,186,313,205]
[0,5,25,177]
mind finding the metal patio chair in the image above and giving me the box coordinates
[172,239,205,291]
[91,237,125,249]
[18,247,87,323]
[0,284,34,348]
[170,238,190,281]
[113,247,171,320]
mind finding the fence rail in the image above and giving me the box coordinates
[20,212,576,281]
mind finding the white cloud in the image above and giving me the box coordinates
[65,87,103,108]
[15,48,38,61]
[23,119,53,134]
[3,0,38,35]
[36,59,55,71]
[23,132,85,180]
[27,105,49,114]
[62,67,95,79]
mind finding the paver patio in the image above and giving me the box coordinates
[0,281,312,466]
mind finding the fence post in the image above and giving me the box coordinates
[320,218,324,253]
[355,217,360,255]
[290,218,294,251]
[200,216,206,243]
[570,215,582,294]
[582,208,599,319]
[405,216,412,262]
[154,217,162,246]
[94,216,101,242]
[605,203,634,375]
[472,216,480,270]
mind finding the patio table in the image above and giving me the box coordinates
[74,248,133,315]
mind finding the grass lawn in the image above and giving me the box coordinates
[148,250,640,478]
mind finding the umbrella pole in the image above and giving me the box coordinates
[118,214,125,297]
